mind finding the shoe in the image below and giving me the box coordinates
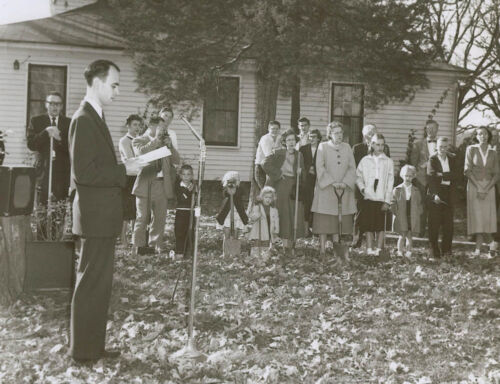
[396,251,404,257]
[374,248,381,256]
[169,250,176,259]
[367,248,375,256]
[404,251,412,258]
[471,248,481,257]
[101,349,121,359]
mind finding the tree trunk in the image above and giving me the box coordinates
[290,74,301,133]
[255,72,279,139]
[0,216,32,306]
[249,71,279,205]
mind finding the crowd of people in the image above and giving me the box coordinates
[245,118,500,259]
[24,59,499,363]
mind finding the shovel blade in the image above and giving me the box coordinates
[332,243,350,261]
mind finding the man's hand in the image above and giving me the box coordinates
[381,203,390,211]
[125,157,147,175]
[46,126,61,141]
[434,194,442,203]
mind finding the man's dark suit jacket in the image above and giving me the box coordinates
[426,153,459,206]
[69,102,127,238]
[27,114,71,201]
[352,142,391,167]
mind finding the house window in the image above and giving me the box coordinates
[203,77,239,146]
[330,83,364,146]
[26,64,67,128]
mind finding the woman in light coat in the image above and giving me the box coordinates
[356,133,394,255]
[311,121,357,257]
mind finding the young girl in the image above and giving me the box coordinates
[247,186,280,248]
[391,165,422,257]
[216,171,249,255]
[174,164,195,259]
[356,133,394,256]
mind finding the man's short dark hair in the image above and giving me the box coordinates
[46,91,63,101]
[84,60,120,86]
[149,116,164,126]
[180,164,193,173]
[126,114,142,126]
[268,120,281,128]
[298,117,310,125]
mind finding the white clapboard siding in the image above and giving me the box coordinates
[1,42,461,181]
[276,70,459,171]
[0,43,257,180]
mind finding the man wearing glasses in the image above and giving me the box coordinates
[27,91,71,205]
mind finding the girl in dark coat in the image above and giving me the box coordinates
[216,171,249,255]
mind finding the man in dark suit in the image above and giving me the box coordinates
[426,136,458,258]
[27,91,71,204]
[410,119,439,236]
[351,124,390,247]
[68,60,145,363]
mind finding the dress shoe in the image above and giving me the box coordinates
[101,349,121,359]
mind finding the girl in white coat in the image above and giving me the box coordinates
[356,133,394,255]
[247,186,280,247]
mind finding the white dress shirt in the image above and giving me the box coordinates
[255,133,281,165]
[427,140,437,157]
[84,95,103,119]
[438,155,450,185]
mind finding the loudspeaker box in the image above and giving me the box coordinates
[0,166,36,216]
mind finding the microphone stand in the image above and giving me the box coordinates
[171,116,206,361]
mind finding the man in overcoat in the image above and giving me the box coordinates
[68,60,144,362]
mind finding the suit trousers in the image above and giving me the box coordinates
[428,186,453,255]
[70,236,116,359]
[175,209,193,254]
[133,179,168,247]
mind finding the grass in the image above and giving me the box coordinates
[1,214,499,384]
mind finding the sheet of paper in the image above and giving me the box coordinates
[137,146,172,163]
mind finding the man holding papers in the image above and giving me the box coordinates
[132,114,180,255]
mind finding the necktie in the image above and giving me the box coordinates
[51,117,56,126]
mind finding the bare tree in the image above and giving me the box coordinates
[424,0,500,121]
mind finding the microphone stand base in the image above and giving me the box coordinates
[170,338,206,362]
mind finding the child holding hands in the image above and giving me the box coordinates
[391,165,423,257]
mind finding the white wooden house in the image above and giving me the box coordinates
[0,0,468,181]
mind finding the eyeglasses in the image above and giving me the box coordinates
[46,102,63,106]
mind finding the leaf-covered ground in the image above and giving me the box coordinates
[1,215,500,384]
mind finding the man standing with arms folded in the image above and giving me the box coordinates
[254,120,282,189]
[410,119,439,236]
[68,60,145,363]
[27,91,71,204]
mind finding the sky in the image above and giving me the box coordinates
[0,0,51,25]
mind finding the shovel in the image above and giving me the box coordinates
[223,193,241,256]
[332,187,350,262]
[291,164,301,256]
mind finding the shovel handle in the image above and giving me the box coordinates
[333,186,344,238]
